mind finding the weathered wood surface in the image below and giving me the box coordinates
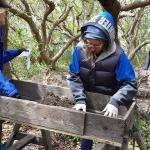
[124,102,136,131]
[0,96,85,136]
[11,80,74,102]
[83,112,124,147]
[0,80,136,147]
[0,120,3,145]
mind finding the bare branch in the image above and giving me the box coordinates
[51,33,81,63]
[62,22,74,37]
[9,8,42,43]
[43,0,54,5]
[121,0,150,11]
[119,12,135,19]
[41,1,55,43]
[20,0,32,16]
[129,40,150,60]
[86,1,94,20]
[47,6,73,44]
[129,8,144,36]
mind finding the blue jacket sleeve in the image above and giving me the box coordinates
[67,47,86,104]
[115,53,136,81]
[3,49,20,64]
[0,70,18,96]
[109,52,137,107]
[69,47,80,74]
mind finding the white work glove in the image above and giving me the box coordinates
[73,103,86,112]
[102,104,118,118]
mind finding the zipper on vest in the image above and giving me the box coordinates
[91,62,95,69]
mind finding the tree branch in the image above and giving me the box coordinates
[9,7,42,43]
[129,40,150,60]
[119,12,135,19]
[130,8,144,35]
[62,22,74,37]
[51,33,81,63]
[20,0,32,16]
[47,6,72,44]
[121,0,150,11]
[41,1,55,43]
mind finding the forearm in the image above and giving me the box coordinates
[3,50,20,63]
[0,71,18,96]
[67,73,86,104]
[109,80,137,107]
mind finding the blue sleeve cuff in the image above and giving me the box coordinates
[0,71,18,96]
[3,49,19,64]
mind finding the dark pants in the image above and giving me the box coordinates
[80,139,93,150]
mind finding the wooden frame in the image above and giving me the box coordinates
[0,80,136,148]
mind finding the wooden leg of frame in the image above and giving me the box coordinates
[0,120,4,146]
[5,123,21,149]
[41,129,53,150]
[133,131,147,150]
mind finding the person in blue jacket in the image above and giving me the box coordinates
[67,11,137,150]
[0,0,10,8]
[144,50,150,86]
[144,50,150,70]
[0,26,27,98]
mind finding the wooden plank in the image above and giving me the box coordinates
[123,102,136,130]
[6,80,129,147]
[0,96,85,136]
[0,96,125,147]
[84,112,125,147]
[12,80,128,117]
[0,120,4,146]
[121,137,128,150]
[85,92,110,111]
[7,134,35,150]
[11,80,74,102]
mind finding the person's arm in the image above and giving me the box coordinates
[67,47,87,111]
[0,70,19,96]
[144,50,150,70]
[109,52,137,108]
[3,49,27,63]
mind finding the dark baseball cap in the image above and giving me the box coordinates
[83,26,108,41]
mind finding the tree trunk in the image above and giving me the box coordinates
[98,0,121,43]
[1,9,12,78]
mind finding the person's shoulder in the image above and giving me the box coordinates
[116,45,124,52]
[115,44,124,56]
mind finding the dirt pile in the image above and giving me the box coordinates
[39,92,74,108]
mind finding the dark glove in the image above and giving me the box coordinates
[11,93,21,99]
[17,48,29,55]
[0,0,11,8]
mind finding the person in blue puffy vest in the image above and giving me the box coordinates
[0,14,27,98]
[67,11,137,150]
